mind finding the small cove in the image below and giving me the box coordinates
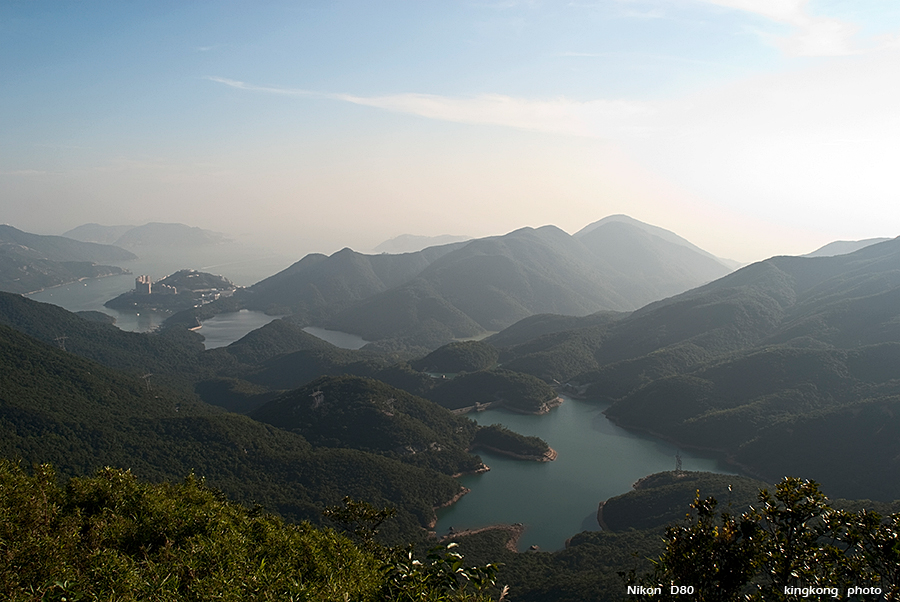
[436,394,737,551]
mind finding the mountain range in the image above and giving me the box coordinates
[491,236,900,499]
[63,222,232,249]
[372,233,472,254]
[184,215,737,350]
[3,218,900,601]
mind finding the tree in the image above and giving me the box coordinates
[642,477,900,602]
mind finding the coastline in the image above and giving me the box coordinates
[23,269,131,296]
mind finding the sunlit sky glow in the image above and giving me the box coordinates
[3,0,900,262]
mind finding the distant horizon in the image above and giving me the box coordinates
[25,214,897,266]
[4,2,900,264]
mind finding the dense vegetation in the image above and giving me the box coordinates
[251,375,484,476]
[426,369,559,414]
[0,461,502,601]
[632,477,900,601]
[0,322,468,542]
[471,424,550,459]
[599,471,769,532]
[411,340,500,373]
[8,231,900,600]
[182,219,731,350]
[489,238,900,501]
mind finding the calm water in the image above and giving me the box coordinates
[436,395,736,551]
[197,310,283,349]
[303,326,370,350]
[27,249,292,340]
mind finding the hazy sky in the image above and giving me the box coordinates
[3,1,900,262]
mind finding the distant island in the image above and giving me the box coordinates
[105,269,236,316]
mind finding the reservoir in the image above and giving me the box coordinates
[197,310,283,349]
[436,394,736,552]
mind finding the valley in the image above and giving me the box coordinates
[2,217,899,600]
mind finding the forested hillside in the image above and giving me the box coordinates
[171,217,734,350]
[490,238,900,499]
[0,322,467,541]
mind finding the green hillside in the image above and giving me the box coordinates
[410,340,499,373]
[426,369,559,414]
[490,238,900,500]
[0,461,501,602]
[183,218,733,350]
[0,322,467,542]
[251,375,484,476]
[327,226,633,344]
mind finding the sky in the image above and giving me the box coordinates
[2,0,900,263]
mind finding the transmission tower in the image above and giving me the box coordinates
[675,450,682,473]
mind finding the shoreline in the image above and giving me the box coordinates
[23,269,131,296]
[451,395,564,416]
[441,523,526,553]
[428,486,471,529]
[596,500,610,531]
[451,462,490,478]
[470,444,557,462]
[603,411,763,480]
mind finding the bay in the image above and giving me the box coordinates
[436,394,736,552]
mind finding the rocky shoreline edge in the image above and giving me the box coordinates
[469,444,557,462]
[440,523,527,553]
[452,396,564,416]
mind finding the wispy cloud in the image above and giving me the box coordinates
[204,76,322,97]
[205,76,655,139]
[702,0,861,56]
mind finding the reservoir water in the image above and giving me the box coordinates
[197,310,283,349]
[436,395,736,552]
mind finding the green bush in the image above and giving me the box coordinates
[0,461,504,602]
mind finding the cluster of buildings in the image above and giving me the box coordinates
[134,275,177,296]
[132,273,233,306]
